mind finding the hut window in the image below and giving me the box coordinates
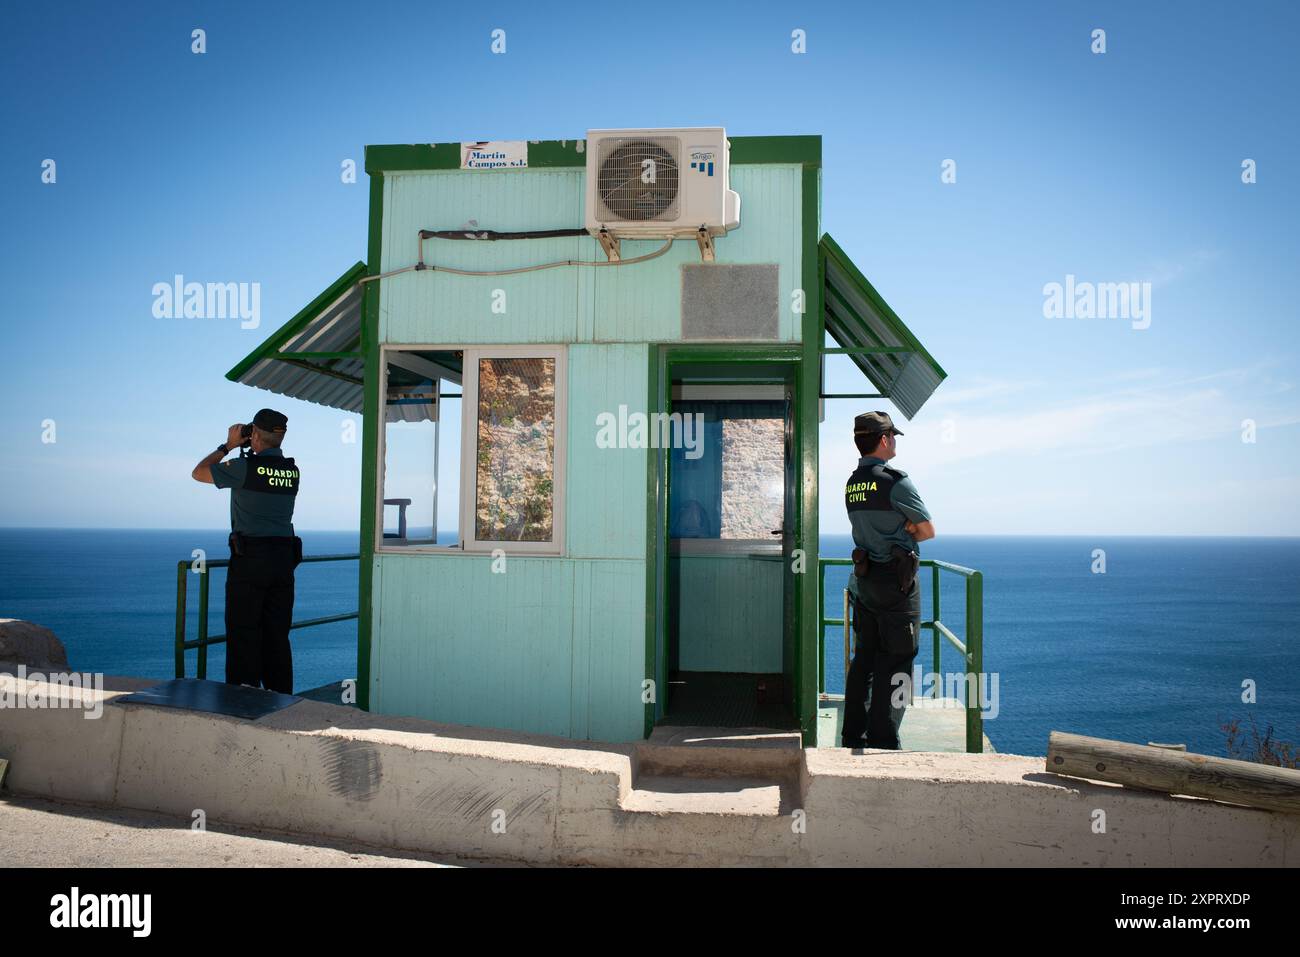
[460,346,566,554]
[379,346,565,554]
[378,349,464,547]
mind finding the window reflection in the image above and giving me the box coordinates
[670,400,784,541]
[475,357,556,542]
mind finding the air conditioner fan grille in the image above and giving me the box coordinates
[597,139,680,222]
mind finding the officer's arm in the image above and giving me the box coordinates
[906,519,936,543]
[191,448,225,484]
[193,425,246,484]
[892,477,935,543]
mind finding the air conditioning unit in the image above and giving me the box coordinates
[584,128,741,243]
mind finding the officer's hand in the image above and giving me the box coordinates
[226,424,244,450]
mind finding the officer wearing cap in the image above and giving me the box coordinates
[190,409,301,693]
[841,411,935,750]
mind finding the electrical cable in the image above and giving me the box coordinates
[418,228,588,241]
[358,234,675,284]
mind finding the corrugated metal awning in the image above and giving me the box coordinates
[820,234,946,419]
[226,262,368,413]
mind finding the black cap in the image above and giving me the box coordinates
[853,411,902,437]
[252,408,288,432]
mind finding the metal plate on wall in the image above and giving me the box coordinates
[114,678,301,721]
[681,264,779,340]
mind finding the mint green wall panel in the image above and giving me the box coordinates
[371,552,646,742]
[673,554,783,672]
[591,165,803,343]
[377,164,803,346]
[372,552,574,737]
[590,235,699,343]
[380,170,588,344]
[572,559,648,742]
[566,343,649,560]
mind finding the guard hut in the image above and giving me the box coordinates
[228,130,946,745]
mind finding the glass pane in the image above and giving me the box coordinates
[474,356,556,542]
[719,416,784,538]
[382,420,436,543]
[670,400,784,540]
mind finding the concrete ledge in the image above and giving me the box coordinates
[0,674,144,804]
[2,674,1297,866]
[802,749,1299,866]
[1,794,461,867]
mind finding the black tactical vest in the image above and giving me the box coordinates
[844,461,906,514]
[241,456,300,496]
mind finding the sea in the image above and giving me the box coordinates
[1,528,1297,758]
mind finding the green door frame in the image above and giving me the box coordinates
[651,344,810,735]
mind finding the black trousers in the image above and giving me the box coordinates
[841,563,920,750]
[224,537,296,694]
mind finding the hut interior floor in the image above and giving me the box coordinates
[658,671,798,731]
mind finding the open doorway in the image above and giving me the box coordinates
[661,364,800,730]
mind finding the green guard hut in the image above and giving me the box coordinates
[227,130,947,746]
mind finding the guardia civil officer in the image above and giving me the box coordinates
[190,409,302,694]
[841,411,935,750]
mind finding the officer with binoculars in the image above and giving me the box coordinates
[191,408,301,694]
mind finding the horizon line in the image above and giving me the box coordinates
[1,526,1298,541]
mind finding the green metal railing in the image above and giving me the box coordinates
[173,553,360,679]
[819,557,985,753]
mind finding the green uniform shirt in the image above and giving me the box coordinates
[210,448,300,537]
[844,455,931,597]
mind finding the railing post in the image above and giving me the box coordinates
[966,571,984,753]
[197,566,211,681]
[174,561,188,679]
[817,562,826,695]
[930,563,941,698]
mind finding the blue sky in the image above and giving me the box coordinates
[1,1,1296,535]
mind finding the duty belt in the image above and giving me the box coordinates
[850,545,919,593]
[229,532,302,565]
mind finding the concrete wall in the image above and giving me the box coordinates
[3,674,1296,867]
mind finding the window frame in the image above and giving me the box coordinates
[374,344,566,557]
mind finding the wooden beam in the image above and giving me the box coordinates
[1046,731,1300,816]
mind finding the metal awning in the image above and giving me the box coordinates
[820,234,946,419]
[225,261,368,413]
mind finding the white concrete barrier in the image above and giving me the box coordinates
[1,673,1296,866]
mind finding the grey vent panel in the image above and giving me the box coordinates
[681,264,779,340]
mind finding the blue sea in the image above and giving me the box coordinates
[2,529,1297,757]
